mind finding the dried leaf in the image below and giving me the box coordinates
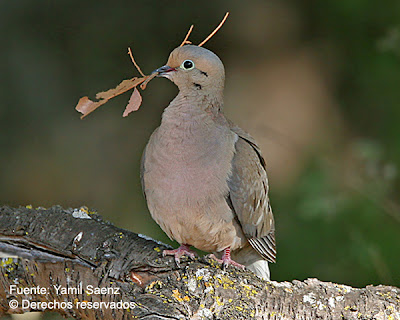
[123,87,142,117]
[76,76,154,119]
[95,77,145,100]
[75,97,107,119]
[75,48,159,119]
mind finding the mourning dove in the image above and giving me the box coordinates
[141,45,276,279]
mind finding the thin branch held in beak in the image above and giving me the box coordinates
[180,24,194,47]
[198,12,229,47]
[128,47,145,77]
[140,72,159,90]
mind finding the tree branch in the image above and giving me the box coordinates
[0,206,399,319]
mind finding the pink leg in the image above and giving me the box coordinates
[209,247,245,270]
[163,244,197,266]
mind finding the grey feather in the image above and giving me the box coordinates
[228,127,276,263]
[140,148,147,200]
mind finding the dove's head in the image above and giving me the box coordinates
[154,45,225,98]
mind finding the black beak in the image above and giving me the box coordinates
[153,65,176,77]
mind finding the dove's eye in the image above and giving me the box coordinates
[181,60,195,70]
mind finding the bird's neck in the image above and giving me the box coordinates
[155,91,233,171]
[166,89,223,114]
[159,90,228,137]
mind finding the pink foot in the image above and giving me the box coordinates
[208,247,245,270]
[163,244,197,266]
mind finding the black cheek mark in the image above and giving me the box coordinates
[200,71,208,77]
[194,83,202,90]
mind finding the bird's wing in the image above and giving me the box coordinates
[228,123,276,263]
[140,146,147,200]
[140,127,160,200]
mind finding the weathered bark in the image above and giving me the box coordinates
[0,206,399,320]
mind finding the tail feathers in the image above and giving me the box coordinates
[231,245,271,280]
[245,259,270,280]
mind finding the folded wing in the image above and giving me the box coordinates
[228,124,276,263]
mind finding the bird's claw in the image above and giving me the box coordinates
[208,253,245,270]
[163,244,196,267]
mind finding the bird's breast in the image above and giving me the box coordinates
[141,109,244,251]
[144,116,237,207]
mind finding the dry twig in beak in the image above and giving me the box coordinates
[140,72,159,90]
[198,12,229,47]
[128,47,145,77]
[180,24,194,47]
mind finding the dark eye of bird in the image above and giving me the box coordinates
[183,60,193,69]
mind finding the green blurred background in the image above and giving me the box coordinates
[1,0,399,301]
